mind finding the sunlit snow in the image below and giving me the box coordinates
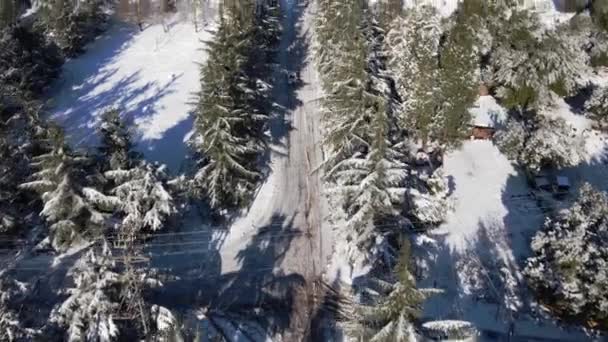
[49,16,216,172]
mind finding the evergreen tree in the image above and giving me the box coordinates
[0,277,35,341]
[327,96,408,247]
[105,163,175,233]
[38,0,107,57]
[525,184,608,328]
[20,126,105,251]
[491,11,588,109]
[436,8,479,145]
[49,241,121,342]
[374,0,402,30]
[385,6,442,146]
[592,0,608,32]
[320,1,377,167]
[0,89,44,235]
[585,85,608,128]
[94,109,175,232]
[190,2,275,210]
[97,108,140,172]
[0,0,16,28]
[345,241,425,342]
[495,116,585,171]
[0,24,63,96]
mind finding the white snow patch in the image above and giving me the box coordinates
[434,141,527,252]
[49,16,217,172]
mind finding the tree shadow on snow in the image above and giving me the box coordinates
[211,213,306,337]
[150,213,306,338]
[46,20,191,172]
[256,0,310,183]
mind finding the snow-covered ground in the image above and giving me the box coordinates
[417,139,593,340]
[416,88,608,340]
[48,13,217,173]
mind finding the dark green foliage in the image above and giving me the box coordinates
[97,109,140,172]
[346,240,425,341]
[20,126,105,251]
[592,0,608,32]
[0,24,63,95]
[0,0,17,29]
[39,0,108,57]
[591,51,608,67]
[191,1,278,210]
[501,85,538,110]
[437,7,479,145]
[0,87,43,235]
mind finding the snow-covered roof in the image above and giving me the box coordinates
[469,96,507,128]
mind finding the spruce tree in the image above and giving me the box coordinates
[105,163,175,233]
[320,1,376,167]
[436,8,479,145]
[327,95,408,246]
[385,6,442,146]
[585,85,608,128]
[97,108,140,172]
[190,2,274,210]
[491,10,587,109]
[20,126,105,251]
[94,109,175,233]
[0,0,16,28]
[49,241,121,342]
[345,241,425,342]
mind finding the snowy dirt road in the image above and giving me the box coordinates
[213,0,330,339]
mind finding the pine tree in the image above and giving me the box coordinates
[491,10,588,109]
[524,183,608,327]
[320,1,377,168]
[436,7,479,145]
[585,85,608,128]
[327,96,408,247]
[374,0,402,30]
[0,24,63,95]
[0,0,16,28]
[20,126,105,251]
[97,108,140,172]
[49,241,121,342]
[345,241,425,342]
[0,277,34,341]
[105,163,175,233]
[384,6,442,146]
[592,0,608,32]
[0,89,43,235]
[190,2,274,210]
[496,116,585,171]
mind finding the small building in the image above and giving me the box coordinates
[468,96,507,140]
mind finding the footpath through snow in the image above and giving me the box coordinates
[48,14,217,173]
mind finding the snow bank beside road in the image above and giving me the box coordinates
[49,17,216,172]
